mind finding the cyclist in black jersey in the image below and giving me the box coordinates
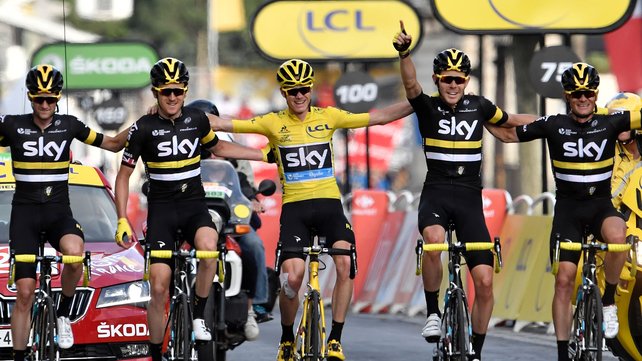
[2,64,129,361]
[394,21,537,361]
[486,62,642,361]
[113,58,267,361]
[208,59,414,361]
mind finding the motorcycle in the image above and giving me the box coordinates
[197,158,276,361]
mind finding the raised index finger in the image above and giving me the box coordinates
[399,20,406,35]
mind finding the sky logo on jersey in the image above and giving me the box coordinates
[280,142,333,183]
[563,139,608,160]
[157,136,198,157]
[438,117,478,140]
[23,138,68,161]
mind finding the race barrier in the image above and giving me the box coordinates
[252,187,562,334]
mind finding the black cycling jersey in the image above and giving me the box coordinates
[409,93,508,189]
[516,111,641,200]
[121,107,219,203]
[0,113,104,204]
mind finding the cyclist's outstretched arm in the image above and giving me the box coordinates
[395,20,422,100]
[368,101,414,126]
[503,113,538,127]
[484,123,519,143]
[209,139,266,162]
[100,126,131,152]
[206,113,234,132]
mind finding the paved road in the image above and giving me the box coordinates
[225,311,620,360]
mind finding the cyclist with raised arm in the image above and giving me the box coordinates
[208,58,413,361]
[113,58,267,361]
[393,21,536,361]
[1,65,129,361]
[485,62,640,361]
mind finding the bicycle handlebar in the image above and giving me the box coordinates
[415,239,502,275]
[559,242,631,252]
[143,246,222,282]
[9,251,92,287]
[552,232,637,276]
[275,244,358,280]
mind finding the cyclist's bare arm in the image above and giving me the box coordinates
[100,126,131,152]
[484,123,519,143]
[368,101,414,126]
[206,113,233,132]
[114,165,134,219]
[504,113,538,127]
[395,21,422,100]
[209,139,264,161]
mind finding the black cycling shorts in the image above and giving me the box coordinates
[418,184,493,269]
[10,203,84,280]
[278,198,355,264]
[551,197,624,264]
[146,199,216,267]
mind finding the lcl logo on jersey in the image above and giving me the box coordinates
[23,138,67,161]
[157,135,198,157]
[563,139,607,160]
[438,117,478,140]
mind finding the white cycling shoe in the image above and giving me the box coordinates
[244,308,260,341]
[421,313,441,342]
[192,318,212,341]
[57,316,74,349]
[603,304,619,339]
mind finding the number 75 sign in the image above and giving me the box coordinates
[528,46,581,99]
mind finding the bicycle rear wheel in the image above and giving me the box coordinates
[30,297,57,361]
[582,285,603,361]
[302,291,321,361]
[170,295,193,361]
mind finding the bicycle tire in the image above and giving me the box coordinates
[170,294,193,361]
[450,289,469,361]
[303,291,321,361]
[31,296,57,361]
[583,285,603,361]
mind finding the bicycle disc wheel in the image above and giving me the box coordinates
[583,285,603,361]
[171,295,192,361]
[303,291,321,361]
[31,297,57,361]
[451,290,469,361]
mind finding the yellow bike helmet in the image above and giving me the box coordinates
[561,62,600,93]
[606,92,642,112]
[433,48,471,76]
[150,57,189,87]
[276,59,314,90]
[26,64,63,99]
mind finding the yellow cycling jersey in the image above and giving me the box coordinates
[232,106,369,204]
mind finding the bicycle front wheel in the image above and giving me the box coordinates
[170,295,193,361]
[30,297,57,361]
[583,285,603,361]
[449,289,470,361]
[300,290,322,361]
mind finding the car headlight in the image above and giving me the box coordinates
[96,281,150,308]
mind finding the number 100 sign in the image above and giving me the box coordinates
[333,71,378,113]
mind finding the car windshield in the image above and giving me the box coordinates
[0,185,118,244]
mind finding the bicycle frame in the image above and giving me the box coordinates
[275,240,357,361]
[143,245,222,361]
[415,223,502,361]
[553,232,635,361]
[8,238,91,361]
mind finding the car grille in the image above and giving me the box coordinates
[0,288,93,324]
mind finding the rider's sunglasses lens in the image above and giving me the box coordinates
[285,87,311,97]
[437,75,468,85]
[158,87,187,97]
[570,90,596,99]
[32,97,58,105]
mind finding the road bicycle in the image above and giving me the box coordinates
[275,238,357,361]
[552,231,636,361]
[143,244,222,361]
[8,238,91,361]
[415,223,502,361]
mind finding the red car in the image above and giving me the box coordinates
[0,158,151,361]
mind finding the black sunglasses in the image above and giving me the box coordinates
[570,90,596,99]
[32,97,59,105]
[155,87,187,97]
[436,74,468,85]
[285,87,311,97]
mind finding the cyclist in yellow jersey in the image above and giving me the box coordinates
[209,59,414,361]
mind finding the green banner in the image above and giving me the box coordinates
[31,42,158,90]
